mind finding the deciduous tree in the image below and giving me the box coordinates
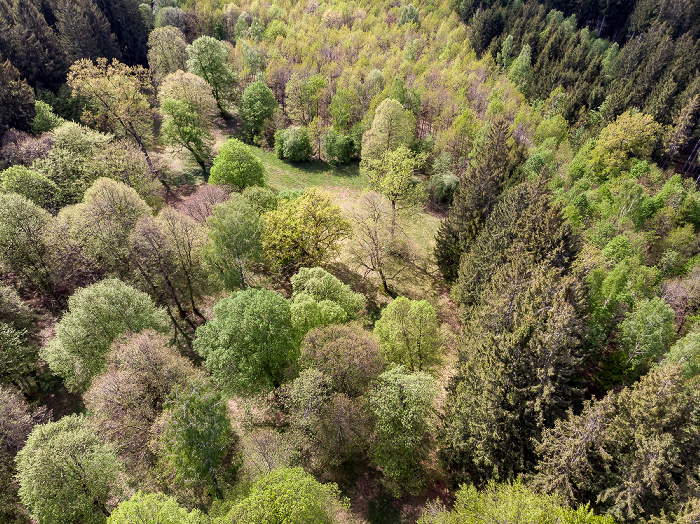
[374,297,441,372]
[209,138,265,190]
[16,414,125,524]
[42,278,169,393]
[203,194,263,290]
[186,36,237,115]
[262,188,351,275]
[67,58,157,176]
[194,288,297,395]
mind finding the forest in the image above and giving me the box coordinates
[1,0,700,522]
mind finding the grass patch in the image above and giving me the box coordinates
[249,146,367,191]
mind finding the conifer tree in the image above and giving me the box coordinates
[435,118,511,282]
[442,255,587,485]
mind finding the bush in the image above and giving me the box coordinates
[275,126,312,162]
[322,127,354,164]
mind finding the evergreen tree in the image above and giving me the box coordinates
[454,177,578,308]
[533,365,700,523]
[435,118,512,282]
[442,255,587,485]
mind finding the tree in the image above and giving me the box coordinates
[186,36,237,115]
[223,467,349,524]
[203,194,263,290]
[618,297,675,375]
[263,188,351,275]
[508,44,533,96]
[533,365,700,523]
[178,184,229,224]
[209,138,266,190]
[0,58,35,137]
[587,111,662,180]
[442,257,587,485]
[108,492,204,524]
[16,414,125,524]
[158,379,235,500]
[160,98,214,175]
[0,165,59,210]
[147,26,187,86]
[361,98,415,162]
[417,481,614,524]
[369,367,438,494]
[129,207,210,348]
[434,118,512,282]
[65,177,151,278]
[158,70,218,120]
[374,297,441,372]
[284,73,327,126]
[0,386,47,524]
[290,267,366,338]
[0,323,37,389]
[453,177,578,308]
[240,80,278,141]
[349,192,408,294]
[300,324,385,398]
[664,330,700,378]
[52,0,120,64]
[0,193,53,295]
[361,145,427,235]
[67,58,157,177]
[41,278,169,393]
[194,288,297,395]
[85,330,203,482]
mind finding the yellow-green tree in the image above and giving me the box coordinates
[262,188,351,275]
[67,58,157,176]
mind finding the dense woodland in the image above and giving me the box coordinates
[1,0,700,522]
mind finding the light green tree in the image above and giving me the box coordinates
[362,145,427,235]
[108,492,204,524]
[619,297,675,374]
[361,98,415,162]
[209,138,266,191]
[0,165,59,210]
[374,297,441,372]
[222,467,349,524]
[160,98,213,176]
[42,278,169,393]
[186,36,237,115]
[262,188,351,275]
[289,267,366,337]
[418,481,615,524]
[664,331,700,378]
[0,193,53,294]
[369,367,438,494]
[203,194,263,290]
[507,44,532,96]
[16,414,125,524]
[285,73,327,126]
[194,288,297,395]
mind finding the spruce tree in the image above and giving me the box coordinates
[441,255,587,485]
[435,118,512,282]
